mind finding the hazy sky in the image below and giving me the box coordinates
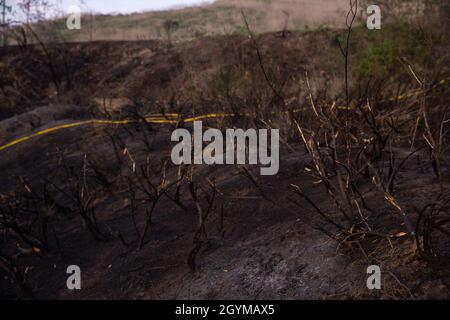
[8,0,216,16]
[60,0,216,14]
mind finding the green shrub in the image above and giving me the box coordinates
[346,20,434,80]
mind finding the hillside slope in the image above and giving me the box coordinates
[1,23,449,298]
[40,0,350,42]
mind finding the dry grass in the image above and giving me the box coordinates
[30,0,351,42]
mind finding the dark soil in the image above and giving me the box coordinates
[1,33,449,300]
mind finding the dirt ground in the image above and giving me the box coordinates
[1,29,449,299]
[0,111,448,300]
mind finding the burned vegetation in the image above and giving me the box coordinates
[0,0,450,299]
